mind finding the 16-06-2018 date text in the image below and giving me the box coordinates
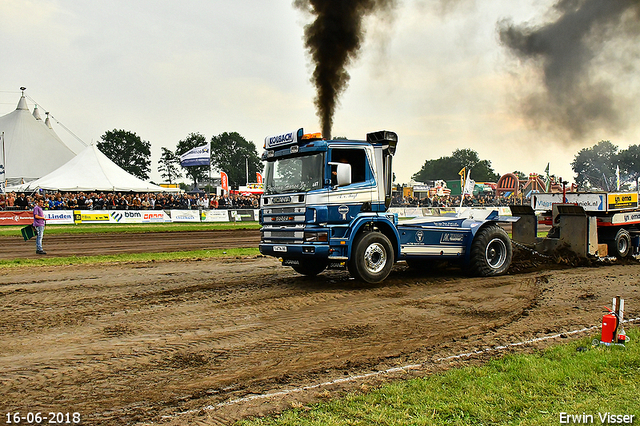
[5,412,81,424]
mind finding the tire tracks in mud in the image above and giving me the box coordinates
[1,252,639,425]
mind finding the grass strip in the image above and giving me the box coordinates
[0,222,260,237]
[0,247,261,269]
[238,328,640,426]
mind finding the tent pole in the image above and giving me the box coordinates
[1,132,5,191]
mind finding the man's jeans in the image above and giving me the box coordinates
[35,225,45,251]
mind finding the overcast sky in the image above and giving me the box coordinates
[1,0,638,185]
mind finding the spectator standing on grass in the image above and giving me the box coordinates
[33,197,47,255]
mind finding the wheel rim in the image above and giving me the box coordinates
[618,237,628,254]
[485,238,507,269]
[364,242,387,274]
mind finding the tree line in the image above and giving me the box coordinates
[97,130,262,189]
[412,141,639,190]
[97,129,639,191]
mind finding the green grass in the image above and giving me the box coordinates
[238,328,640,426]
[0,247,261,269]
[0,221,260,237]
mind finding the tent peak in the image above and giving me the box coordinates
[16,95,28,111]
[33,105,43,121]
[44,112,53,129]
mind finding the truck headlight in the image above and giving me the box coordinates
[304,231,328,242]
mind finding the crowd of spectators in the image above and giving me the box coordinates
[390,192,528,208]
[0,191,260,211]
[1,189,531,211]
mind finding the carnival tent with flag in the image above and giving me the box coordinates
[0,92,79,184]
[18,144,176,193]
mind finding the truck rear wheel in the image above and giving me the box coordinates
[291,260,327,276]
[348,232,394,283]
[469,224,512,276]
[610,228,631,258]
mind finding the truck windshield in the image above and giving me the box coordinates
[264,153,324,195]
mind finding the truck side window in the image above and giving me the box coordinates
[331,149,367,185]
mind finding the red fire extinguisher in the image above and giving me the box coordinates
[601,309,618,344]
[596,296,627,346]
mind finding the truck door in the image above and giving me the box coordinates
[328,147,376,222]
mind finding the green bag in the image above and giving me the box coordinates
[21,225,36,241]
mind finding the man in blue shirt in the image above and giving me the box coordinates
[33,197,46,255]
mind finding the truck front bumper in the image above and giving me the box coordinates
[259,243,331,259]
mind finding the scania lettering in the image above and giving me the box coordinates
[259,128,518,283]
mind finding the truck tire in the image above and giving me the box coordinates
[348,232,394,283]
[291,260,327,276]
[468,224,512,276]
[610,228,631,258]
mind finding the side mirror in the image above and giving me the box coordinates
[329,162,352,187]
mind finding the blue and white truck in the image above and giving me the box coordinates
[259,129,518,283]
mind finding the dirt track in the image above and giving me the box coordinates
[0,231,639,426]
[0,229,260,259]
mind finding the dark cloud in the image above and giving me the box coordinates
[498,0,640,140]
[294,0,396,139]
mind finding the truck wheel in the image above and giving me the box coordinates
[469,225,512,276]
[610,228,631,258]
[349,232,394,283]
[291,260,327,276]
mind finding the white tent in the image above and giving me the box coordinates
[0,94,77,183]
[22,144,176,193]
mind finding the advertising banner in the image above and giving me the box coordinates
[607,192,638,210]
[0,211,33,225]
[141,210,171,223]
[221,171,229,192]
[229,209,257,221]
[109,211,144,223]
[170,210,201,222]
[73,211,113,224]
[44,211,75,225]
[532,193,605,212]
[202,210,230,222]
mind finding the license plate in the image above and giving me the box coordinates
[273,245,287,252]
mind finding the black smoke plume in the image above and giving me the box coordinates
[498,0,640,139]
[294,0,395,139]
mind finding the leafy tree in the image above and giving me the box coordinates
[210,132,261,187]
[512,171,527,180]
[618,144,640,188]
[176,132,209,186]
[157,147,182,184]
[571,140,618,190]
[98,129,151,180]
[412,149,499,182]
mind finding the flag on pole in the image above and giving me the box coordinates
[463,170,475,196]
[256,172,263,184]
[220,171,229,193]
[544,162,551,192]
[180,143,210,167]
[616,165,620,191]
[458,167,466,190]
